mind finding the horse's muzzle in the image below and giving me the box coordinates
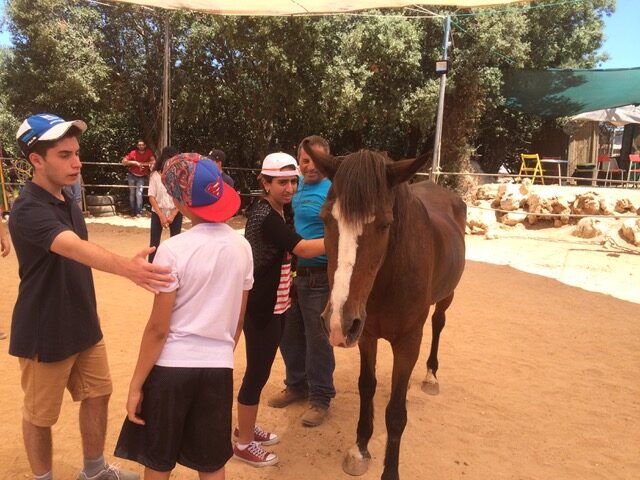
[321,303,366,348]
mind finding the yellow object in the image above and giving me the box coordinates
[0,160,8,212]
[518,153,545,185]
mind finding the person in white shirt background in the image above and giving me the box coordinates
[148,146,183,263]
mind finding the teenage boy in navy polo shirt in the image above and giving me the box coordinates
[9,113,173,480]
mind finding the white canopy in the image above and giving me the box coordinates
[111,0,530,16]
[571,105,640,126]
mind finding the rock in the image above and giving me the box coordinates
[501,211,527,226]
[500,193,525,212]
[474,185,499,201]
[466,206,497,234]
[573,217,607,239]
[599,198,616,216]
[615,198,635,213]
[524,193,556,224]
[620,219,640,246]
[519,179,531,196]
[551,197,570,213]
[572,193,602,216]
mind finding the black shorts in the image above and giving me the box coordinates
[114,366,233,473]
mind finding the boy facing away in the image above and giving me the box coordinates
[114,153,253,480]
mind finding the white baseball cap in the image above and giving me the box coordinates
[260,152,299,177]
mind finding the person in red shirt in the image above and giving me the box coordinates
[122,139,155,217]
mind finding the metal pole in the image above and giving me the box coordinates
[431,15,451,184]
[160,15,171,148]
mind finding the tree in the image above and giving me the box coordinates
[4,0,108,119]
[474,0,615,176]
[0,0,614,195]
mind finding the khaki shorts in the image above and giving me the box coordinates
[20,340,113,427]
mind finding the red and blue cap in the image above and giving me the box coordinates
[162,153,240,222]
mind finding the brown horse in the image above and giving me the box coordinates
[303,142,466,480]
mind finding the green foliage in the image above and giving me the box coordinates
[5,0,108,117]
[0,50,20,157]
[0,0,615,191]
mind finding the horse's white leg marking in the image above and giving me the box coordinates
[421,368,440,395]
[342,443,370,476]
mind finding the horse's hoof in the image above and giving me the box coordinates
[342,444,370,476]
[421,380,440,395]
[421,369,440,395]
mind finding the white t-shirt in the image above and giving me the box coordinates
[148,171,175,215]
[153,222,254,368]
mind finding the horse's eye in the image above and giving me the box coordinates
[377,222,391,232]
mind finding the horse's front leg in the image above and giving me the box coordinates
[382,332,422,480]
[423,294,453,395]
[343,335,378,476]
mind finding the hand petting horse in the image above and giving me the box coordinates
[303,141,466,480]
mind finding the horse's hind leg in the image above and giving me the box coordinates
[343,335,377,476]
[382,332,422,480]
[422,293,454,395]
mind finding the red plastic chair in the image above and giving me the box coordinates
[628,154,640,188]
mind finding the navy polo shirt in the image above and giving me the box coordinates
[9,181,102,362]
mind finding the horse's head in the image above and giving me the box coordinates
[302,140,429,347]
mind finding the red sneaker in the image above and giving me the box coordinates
[233,441,278,467]
[233,425,279,446]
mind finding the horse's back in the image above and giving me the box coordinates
[410,180,467,231]
[410,180,466,303]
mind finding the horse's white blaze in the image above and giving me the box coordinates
[329,201,372,346]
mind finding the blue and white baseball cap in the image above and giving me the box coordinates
[16,113,87,157]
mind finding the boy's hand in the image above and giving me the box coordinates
[127,387,145,425]
[0,235,10,257]
[128,247,174,293]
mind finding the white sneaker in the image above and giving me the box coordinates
[77,463,139,480]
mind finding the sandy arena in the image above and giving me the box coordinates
[1,210,639,479]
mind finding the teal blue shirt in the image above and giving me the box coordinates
[292,176,331,267]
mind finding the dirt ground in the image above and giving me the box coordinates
[1,217,639,480]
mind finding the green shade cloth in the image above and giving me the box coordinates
[503,67,640,118]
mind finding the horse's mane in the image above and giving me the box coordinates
[332,150,391,226]
[332,150,414,237]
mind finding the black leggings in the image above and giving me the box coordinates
[237,312,285,406]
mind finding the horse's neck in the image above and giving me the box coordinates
[382,189,430,275]
[370,190,431,309]
[387,187,428,252]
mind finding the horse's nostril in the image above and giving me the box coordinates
[349,318,362,337]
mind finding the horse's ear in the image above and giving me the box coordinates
[302,139,341,180]
[386,152,430,186]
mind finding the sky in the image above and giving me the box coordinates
[0,0,637,68]
[597,0,638,68]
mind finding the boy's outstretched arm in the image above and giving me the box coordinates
[233,291,249,350]
[51,230,173,293]
[126,290,176,425]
